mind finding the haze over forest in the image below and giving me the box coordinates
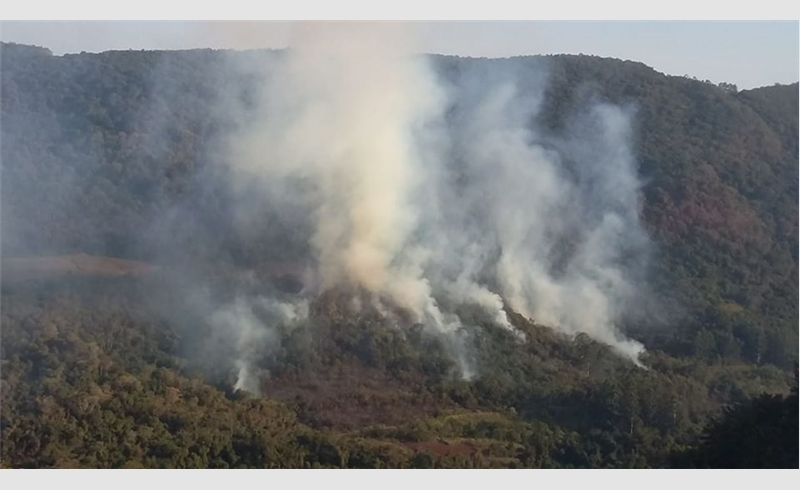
[0,23,797,469]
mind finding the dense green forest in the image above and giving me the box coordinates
[0,42,797,468]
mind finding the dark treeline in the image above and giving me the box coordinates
[0,43,797,468]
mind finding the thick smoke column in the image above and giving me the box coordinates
[231,25,440,305]
[223,23,650,385]
[227,23,475,376]
[442,77,648,361]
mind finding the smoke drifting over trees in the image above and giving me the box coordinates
[1,29,797,468]
[201,24,652,387]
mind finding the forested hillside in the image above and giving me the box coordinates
[1,42,797,468]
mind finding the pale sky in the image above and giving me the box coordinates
[1,21,797,89]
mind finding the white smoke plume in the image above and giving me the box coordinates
[220,22,650,383]
[225,23,476,376]
[211,296,308,394]
[442,77,648,362]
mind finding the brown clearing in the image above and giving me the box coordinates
[1,253,158,282]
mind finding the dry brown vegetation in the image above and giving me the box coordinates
[1,253,158,283]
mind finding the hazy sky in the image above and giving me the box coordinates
[1,21,797,89]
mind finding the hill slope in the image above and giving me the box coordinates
[1,43,797,468]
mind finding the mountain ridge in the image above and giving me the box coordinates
[0,41,797,468]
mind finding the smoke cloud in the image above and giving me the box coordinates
[211,296,308,394]
[0,24,653,393]
[216,23,650,388]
